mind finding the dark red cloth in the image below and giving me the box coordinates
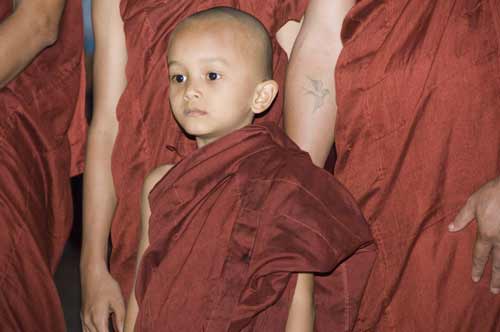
[110,0,309,298]
[0,0,86,330]
[335,0,500,331]
[134,123,374,331]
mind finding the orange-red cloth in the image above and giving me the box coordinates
[0,0,87,330]
[134,123,374,331]
[110,0,309,299]
[335,0,500,331]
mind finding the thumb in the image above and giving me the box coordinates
[449,197,476,232]
[110,299,126,332]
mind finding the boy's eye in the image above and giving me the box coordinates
[171,74,186,83]
[207,72,221,81]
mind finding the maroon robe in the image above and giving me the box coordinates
[0,0,86,330]
[335,0,500,330]
[135,123,375,331]
[111,0,309,299]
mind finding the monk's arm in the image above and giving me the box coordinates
[124,165,173,332]
[0,0,65,88]
[284,0,354,167]
[80,0,127,331]
[286,273,315,332]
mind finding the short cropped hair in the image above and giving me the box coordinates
[180,6,273,79]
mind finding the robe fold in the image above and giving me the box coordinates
[135,123,375,331]
[0,0,87,330]
[111,0,309,298]
[335,0,500,330]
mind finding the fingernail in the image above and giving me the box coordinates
[472,276,480,282]
[491,288,500,295]
[448,223,455,231]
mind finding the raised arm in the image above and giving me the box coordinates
[0,0,65,88]
[80,0,128,331]
[284,0,354,167]
[124,165,172,332]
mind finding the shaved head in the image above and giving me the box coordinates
[170,7,273,80]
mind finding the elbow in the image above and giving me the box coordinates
[33,10,63,47]
[13,0,65,47]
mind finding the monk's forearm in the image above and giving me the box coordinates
[80,125,118,271]
[284,0,354,168]
[81,0,127,272]
[0,0,65,88]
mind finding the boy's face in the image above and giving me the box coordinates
[167,19,265,146]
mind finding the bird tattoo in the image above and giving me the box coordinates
[303,77,330,113]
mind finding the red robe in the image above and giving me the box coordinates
[111,0,309,298]
[135,123,375,331]
[0,0,86,330]
[335,0,500,331]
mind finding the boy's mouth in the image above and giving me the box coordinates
[184,108,208,117]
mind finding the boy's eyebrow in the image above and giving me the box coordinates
[167,60,182,67]
[167,57,229,67]
[200,57,229,65]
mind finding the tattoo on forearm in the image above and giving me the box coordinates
[303,77,330,113]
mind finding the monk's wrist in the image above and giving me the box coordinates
[80,253,108,275]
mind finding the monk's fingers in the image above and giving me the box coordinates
[449,196,476,232]
[81,319,89,332]
[81,311,97,332]
[82,324,95,332]
[90,303,111,332]
[490,245,500,294]
[471,235,493,283]
[82,321,97,332]
[109,298,126,332]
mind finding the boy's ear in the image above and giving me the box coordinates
[251,80,279,114]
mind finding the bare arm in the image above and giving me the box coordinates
[278,29,318,330]
[286,273,315,332]
[124,165,173,332]
[284,0,354,167]
[0,0,65,88]
[80,0,127,331]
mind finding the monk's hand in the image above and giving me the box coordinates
[81,269,125,332]
[449,176,500,295]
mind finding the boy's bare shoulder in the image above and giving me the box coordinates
[143,164,175,192]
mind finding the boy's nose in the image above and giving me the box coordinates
[184,81,201,101]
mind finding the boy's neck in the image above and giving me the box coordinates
[195,121,254,148]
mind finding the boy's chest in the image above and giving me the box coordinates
[145,181,265,329]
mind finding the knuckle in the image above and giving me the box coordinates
[481,229,497,241]
[82,314,91,324]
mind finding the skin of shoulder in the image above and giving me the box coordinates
[142,164,175,195]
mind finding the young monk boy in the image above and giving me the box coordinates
[124,7,374,332]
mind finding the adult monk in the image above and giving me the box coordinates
[0,0,86,330]
[285,0,500,331]
[80,1,308,331]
